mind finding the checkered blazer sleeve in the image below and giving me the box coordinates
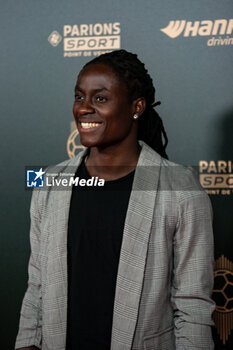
[171,184,215,349]
[15,189,42,349]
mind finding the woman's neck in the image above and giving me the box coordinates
[85,142,141,181]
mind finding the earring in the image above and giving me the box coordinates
[133,114,139,120]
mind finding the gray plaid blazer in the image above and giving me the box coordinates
[15,141,215,350]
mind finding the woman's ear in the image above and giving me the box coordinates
[133,97,146,117]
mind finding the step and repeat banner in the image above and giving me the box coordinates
[1,0,232,349]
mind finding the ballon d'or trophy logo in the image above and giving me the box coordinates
[213,255,233,344]
[67,121,85,158]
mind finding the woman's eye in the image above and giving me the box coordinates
[75,94,84,101]
[96,95,107,102]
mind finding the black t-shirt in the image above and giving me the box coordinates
[66,159,135,350]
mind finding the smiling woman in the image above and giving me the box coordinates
[73,64,138,153]
[15,50,215,350]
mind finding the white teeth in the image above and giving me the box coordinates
[81,122,100,129]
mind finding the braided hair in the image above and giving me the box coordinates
[82,49,168,159]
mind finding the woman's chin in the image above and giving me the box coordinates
[79,136,98,148]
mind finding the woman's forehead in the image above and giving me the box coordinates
[76,63,123,90]
[80,63,116,77]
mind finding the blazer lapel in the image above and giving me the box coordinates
[48,148,88,348]
[110,142,161,350]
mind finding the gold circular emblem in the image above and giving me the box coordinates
[213,269,233,313]
[213,255,233,344]
[67,128,85,159]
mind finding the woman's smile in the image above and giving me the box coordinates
[79,121,103,131]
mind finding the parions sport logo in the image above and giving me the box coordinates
[199,160,233,195]
[48,22,121,58]
[160,18,233,46]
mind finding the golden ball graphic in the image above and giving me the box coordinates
[213,255,233,344]
[67,128,85,159]
[213,269,233,313]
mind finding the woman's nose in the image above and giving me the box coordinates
[78,100,95,115]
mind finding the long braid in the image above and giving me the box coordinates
[83,49,168,159]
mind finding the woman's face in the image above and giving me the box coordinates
[73,63,138,149]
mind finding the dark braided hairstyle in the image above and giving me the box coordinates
[82,49,168,159]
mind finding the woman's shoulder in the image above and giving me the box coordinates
[158,154,212,212]
[141,141,206,195]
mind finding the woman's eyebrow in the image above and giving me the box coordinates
[74,86,109,93]
[93,88,109,93]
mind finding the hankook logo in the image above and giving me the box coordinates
[161,18,233,46]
